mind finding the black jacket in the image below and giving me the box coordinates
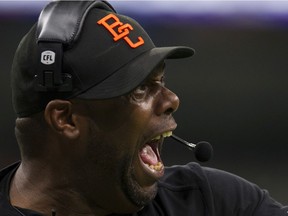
[0,162,287,216]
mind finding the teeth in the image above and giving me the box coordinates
[151,131,173,141]
[149,162,163,171]
[162,131,172,138]
[152,135,161,141]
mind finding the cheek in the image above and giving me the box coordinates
[128,97,155,125]
[82,100,131,133]
[81,110,149,177]
[84,121,133,171]
[79,97,157,171]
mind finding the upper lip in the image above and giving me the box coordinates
[140,124,177,155]
[146,126,177,144]
[151,131,173,141]
[149,118,177,142]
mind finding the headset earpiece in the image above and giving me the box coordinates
[34,0,115,92]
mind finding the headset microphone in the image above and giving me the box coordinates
[171,134,213,162]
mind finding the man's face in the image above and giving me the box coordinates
[72,63,179,213]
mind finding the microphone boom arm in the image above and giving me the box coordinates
[171,134,196,150]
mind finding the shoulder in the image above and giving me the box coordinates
[153,162,287,216]
[160,162,269,197]
[159,162,244,190]
[0,162,23,216]
[0,162,20,180]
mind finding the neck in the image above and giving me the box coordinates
[9,162,111,216]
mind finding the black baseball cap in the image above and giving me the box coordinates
[11,0,194,117]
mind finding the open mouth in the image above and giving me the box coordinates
[139,131,172,179]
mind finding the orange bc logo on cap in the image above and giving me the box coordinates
[97,14,144,49]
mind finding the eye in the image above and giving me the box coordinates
[130,83,149,100]
[128,73,165,102]
[159,75,165,86]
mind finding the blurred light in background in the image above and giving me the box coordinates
[1,1,288,25]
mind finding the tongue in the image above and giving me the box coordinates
[140,144,158,165]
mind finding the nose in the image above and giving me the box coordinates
[155,86,180,116]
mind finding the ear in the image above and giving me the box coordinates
[44,99,80,139]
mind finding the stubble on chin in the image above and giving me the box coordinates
[120,158,158,208]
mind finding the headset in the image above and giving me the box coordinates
[34,0,115,92]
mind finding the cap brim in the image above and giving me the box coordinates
[77,46,194,99]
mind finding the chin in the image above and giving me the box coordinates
[120,161,158,209]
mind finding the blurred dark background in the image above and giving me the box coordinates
[1,1,287,204]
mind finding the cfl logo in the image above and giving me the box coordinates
[41,51,55,65]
